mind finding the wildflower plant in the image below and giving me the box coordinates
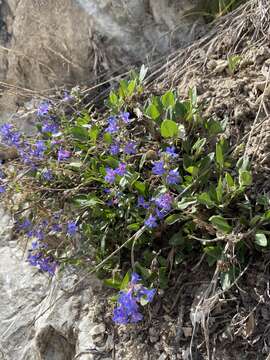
[0,68,268,324]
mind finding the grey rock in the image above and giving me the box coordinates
[0,206,107,360]
[0,0,205,112]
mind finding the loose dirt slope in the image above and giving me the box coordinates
[99,1,270,359]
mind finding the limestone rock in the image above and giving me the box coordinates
[0,0,204,111]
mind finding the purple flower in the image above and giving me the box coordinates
[0,123,21,147]
[42,122,59,134]
[124,141,137,155]
[42,169,53,181]
[28,252,42,266]
[62,91,73,102]
[113,274,155,324]
[120,112,130,123]
[0,185,5,193]
[165,146,178,158]
[106,116,119,134]
[105,168,116,184]
[138,288,156,302]
[131,272,141,284]
[27,250,57,276]
[37,102,50,116]
[155,208,165,220]
[39,257,57,276]
[109,143,120,155]
[35,230,45,241]
[115,163,127,176]
[113,290,142,324]
[33,140,46,158]
[10,132,21,147]
[0,123,13,137]
[58,148,71,161]
[137,196,149,209]
[144,215,158,229]
[166,169,181,185]
[155,193,173,212]
[19,219,32,231]
[52,224,62,232]
[152,160,165,176]
[67,221,77,236]
[31,241,41,250]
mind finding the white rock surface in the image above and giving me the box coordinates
[0,207,106,360]
[0,0,204,111]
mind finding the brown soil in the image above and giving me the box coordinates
[92,1,270,359]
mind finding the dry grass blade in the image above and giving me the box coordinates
[145,0,270,91]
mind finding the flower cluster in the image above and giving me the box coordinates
[27,241,57,276]
[0,123,22,147]
[152,147,181,186]
[140,192,174,229]
[105,162,127,184]
[37,101,50,117]
[105,112,138,158]
[113,273,156,324]
[17,215,78,276]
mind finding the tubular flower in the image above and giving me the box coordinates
[113,272,156,324]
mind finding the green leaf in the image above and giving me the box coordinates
[160,119,178,138]
[192,138,206,155]
[109,91,118,106]
[70,126,89,141]
[76,112,91,126]
[215,142,224,168]
[89,125,100,143]
[134,181,146,195]
[228,55,241,74]
[176,197,197,210]
[209,215,232,233]
[239,170,252,187]
[127,223,140,231]
[161,91,175,108]
[68,161,83,169]
[104,278,122,290]
[205,118,224,136]
[237,155,250,171]
[250,215,261,227]
[165,213,182,225]
[139,153,147,170]
[73,195,104,208]
[216,177,223,203]
[189,87,197,107]
[186,166,198,177]
[127,80,136,96]
[174,101,187,119]
[120,271,130,290]
[159,267,168,289]
[169,232,185,246]
[225,173,235,189]
[203,246,222,266]
[119,80,128,98]
[134,262,151,279]
[263,210,270,221]
[103,132,112,144]
[146,103,160,120]
[197,192,215,208]
[255,233,268,247]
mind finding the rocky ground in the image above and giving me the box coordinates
[0,0,205,113]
